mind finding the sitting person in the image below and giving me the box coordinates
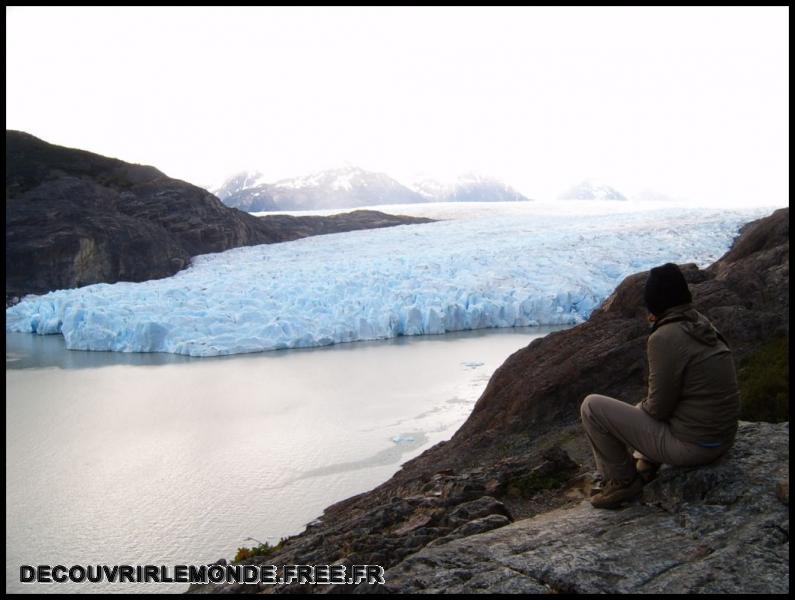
[580,262,740,509]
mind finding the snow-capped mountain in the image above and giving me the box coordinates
[222,185,279,212]
[410,177,452,201]
[215,167,426,212]
[410,172,531,203]
[214,167,531,212]
[213,171,268,201]
[268,167,426,210]
[558,180,628,201]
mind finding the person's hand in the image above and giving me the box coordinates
[647,313,657,324]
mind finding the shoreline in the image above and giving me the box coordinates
[6,325,565,594]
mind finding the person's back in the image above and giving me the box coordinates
[643,304,739,450]
[580,262,740,509]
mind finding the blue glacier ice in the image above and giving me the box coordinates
[5,204,773,356]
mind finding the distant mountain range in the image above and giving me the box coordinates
[212,171,270,205]
[214,167,532,212]
[217,167,426,212]
[558,179,628,201]
[212,168,658,212]
[410,172,530,203]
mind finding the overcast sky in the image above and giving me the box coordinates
[6,6,789,206]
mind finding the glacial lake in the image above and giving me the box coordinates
[5,326,565,594]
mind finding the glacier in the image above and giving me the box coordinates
[5,204,773,357]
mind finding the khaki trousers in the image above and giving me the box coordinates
[580,394,727,481]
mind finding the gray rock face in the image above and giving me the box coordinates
[5,131,279,300]
[362,421,789,594]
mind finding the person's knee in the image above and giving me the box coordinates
[581,394,601,420]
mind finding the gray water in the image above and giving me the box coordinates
[6,326,565,593]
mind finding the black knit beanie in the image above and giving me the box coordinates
[644,263,692,317]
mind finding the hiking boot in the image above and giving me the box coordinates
[589,471,606,497]
[590,475,644,509]
[636,459,661,483]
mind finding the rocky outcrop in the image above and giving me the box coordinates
[5,131,432,302]
[367,421,789,594]
[422,206,789,472]
[187,447,581,594]
[250,210,434,239]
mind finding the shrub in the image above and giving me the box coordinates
[233,538,286,563]
[737,336,788,423]
[505,470,569,499]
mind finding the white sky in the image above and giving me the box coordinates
[5,6,789,206]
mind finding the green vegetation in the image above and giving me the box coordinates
[494,432,539,459]
[495,436,521,458]
[505,469,569,499]
[737,336,789,423]
[233,538,286,563]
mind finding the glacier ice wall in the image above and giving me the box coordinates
[5,206,770,356]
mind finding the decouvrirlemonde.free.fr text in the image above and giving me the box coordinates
[20,564,385,585]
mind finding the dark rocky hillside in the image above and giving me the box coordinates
[5,131,431,302]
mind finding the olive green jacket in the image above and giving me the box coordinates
[640,303,739,447]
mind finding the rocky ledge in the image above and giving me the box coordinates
[360,421,789,594]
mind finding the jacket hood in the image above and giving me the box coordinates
[654,304,724,347]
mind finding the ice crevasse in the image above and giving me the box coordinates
[5,207,769,356]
